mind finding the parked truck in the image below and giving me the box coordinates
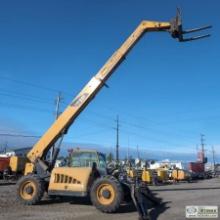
[0,156,27,181]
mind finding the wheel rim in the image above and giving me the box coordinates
[20,180,36,200]
[96,183,115,205]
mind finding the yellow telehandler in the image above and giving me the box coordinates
[16,9,211,220]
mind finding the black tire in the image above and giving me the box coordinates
[16,174,45,205]
[90,175,123,213]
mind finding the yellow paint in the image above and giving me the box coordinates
[172,169,189,180]
[26,20,172,165]
[24,163,34,176]
[96,183,115,205]
[19,180,37,200]
[9,156,27,173]
[142,170,152,183]
[157,169,168,182]
[48,167,92,193]
[127,169,134,178]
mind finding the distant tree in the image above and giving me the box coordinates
[106,152,114,162]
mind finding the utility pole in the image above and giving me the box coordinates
[115,115,119,163]
[211,146,216,170]
[200,134,205,153]
[55,92,63,119]
[200,134,205,162]
[51,92,63,161]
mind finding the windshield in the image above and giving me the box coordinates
[70,152,98,167]
[69,151,107,169]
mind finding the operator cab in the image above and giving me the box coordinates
[68,149,107,175]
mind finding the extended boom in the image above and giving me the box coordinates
[27,10,211,174]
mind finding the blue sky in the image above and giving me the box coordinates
[0,0,219,161]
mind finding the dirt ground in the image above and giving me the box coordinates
[0,178,219,220]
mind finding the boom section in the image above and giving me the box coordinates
[27,21,172,162]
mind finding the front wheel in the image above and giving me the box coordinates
[90,175,123,213]
[16,174,45,205]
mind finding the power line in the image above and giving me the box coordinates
[0,92,54,105]
[81,108,197,143]
[0,77,216,148]
[0,87,53,103]
[121,117,196,139]
[0,76,73,94]
[0,101,52,113]
[0,84,211,148]
[0,98,202,148]
[79,116,115,130]
[119,126,188,147]
[69,112,197,148]
[0,76,62,93]
[0,133,40,138]
[83,106,198,142]
[0,77,214,143]
[69,128,112,141]
[100,104,220,136]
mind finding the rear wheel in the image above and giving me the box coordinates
[90,175,123,213]
[17,175,45,205]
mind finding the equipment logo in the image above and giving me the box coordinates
[71,93,89,107]
[186,206,198,215]
[186,206,218,218]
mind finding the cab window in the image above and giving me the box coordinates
[70,152,98,167]
[98,153,107,169]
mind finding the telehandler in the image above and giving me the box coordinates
[16,9,211,220]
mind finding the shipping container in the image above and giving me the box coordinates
[188,162,204,173]
[0,157,10,173]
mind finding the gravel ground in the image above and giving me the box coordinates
[0,178,219,220]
